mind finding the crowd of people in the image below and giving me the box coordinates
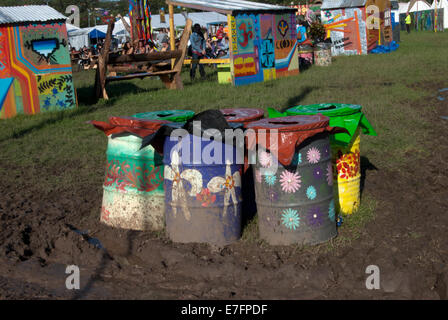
[69,23,230,80]
[189,23,230,81]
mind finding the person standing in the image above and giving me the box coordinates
[405,12,412,34]
[216,24,225,41]
[190,24,206,81]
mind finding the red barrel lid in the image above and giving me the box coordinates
[245,115,335,167]
[220,108,265,123]
[245,114,329,131]
[90,117,170,137]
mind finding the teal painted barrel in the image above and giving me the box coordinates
[101,118,170,231]
[132,110,195,122]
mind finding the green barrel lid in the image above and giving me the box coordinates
[286,103,362,117]
[132,110,195,122]
[268,103,377,146]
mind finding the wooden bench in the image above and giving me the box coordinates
[94,19,192,101]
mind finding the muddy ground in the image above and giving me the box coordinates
[0,91,447,300]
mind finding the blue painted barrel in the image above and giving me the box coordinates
[163,132,243,245]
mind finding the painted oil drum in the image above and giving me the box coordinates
[101,120,167,231]
[132,110,195,122]
[163,132,243,245]
[220,108,265,125]
[286,103,377,215]
[332,128,361,214]
[313,42,332,67]
[298,44,314,67]
[245,116,337,245]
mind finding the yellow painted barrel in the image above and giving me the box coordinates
[285,104,377,216]
[332,128,361,215]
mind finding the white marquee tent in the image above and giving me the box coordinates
[68,11,228,49]
[398,0,431,14]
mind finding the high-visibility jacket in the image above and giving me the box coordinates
[405,15,412,24]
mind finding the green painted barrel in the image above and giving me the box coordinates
[132,110,195,122]
[102,132,166,230]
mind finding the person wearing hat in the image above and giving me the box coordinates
[190,23,206,81]
[160,36,171,52]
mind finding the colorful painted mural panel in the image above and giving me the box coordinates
[236,16,256,54]
[0,19,76,119]
[37,74,75,112]
[322,8,368,56]
[399,9,444,31]
[230,12,299,86]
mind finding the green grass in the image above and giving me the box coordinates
[1,31,447,247]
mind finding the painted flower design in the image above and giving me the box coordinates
[196,188,217,207]
[280,170,301,193]
[336,149,361,180]
[307,147,321,164]
[281,208,300,230]
[267,189,279,202]
[255,169,262,183]
[328,200,336,222]
[326,162,333,186]
[307,207,324,228]
[208,161,242,216]
[259,151,273,168]
[306,185,317,200]
[313,167,324,180]
[165,150,203,221]
[264,173,277,186]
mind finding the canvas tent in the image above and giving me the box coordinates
[432,0,448,29]
[398,0,431,14]
[68,25,109,49]
[115,12,227,33]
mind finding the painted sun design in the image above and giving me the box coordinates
[280,170,301,193]
[281,208,300,230]
[307,147,321,164]
[306,185,317,200]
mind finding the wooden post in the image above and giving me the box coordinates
[94,20,114,101]
[169,4,176,68]
[227,14,235,85]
